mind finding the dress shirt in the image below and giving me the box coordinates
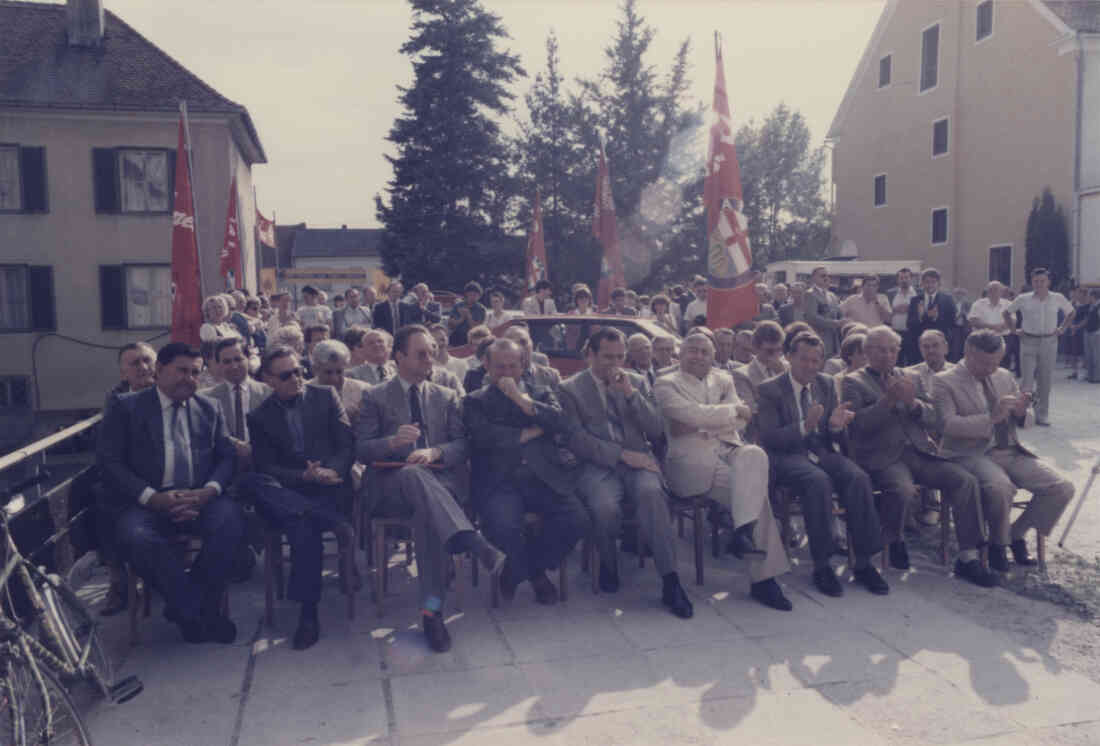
[1003,291,1074,335]
[684,297,708,324]
[967,297,1010,330]
[276,395,306,457]
[297,304,332,329]
[440,355,468,379]
[230,381,251,442]
[137,390,222,505]
[342,304,371,328]
[890,287,918,331]
[841,293,891,326]
[396,375,432,447]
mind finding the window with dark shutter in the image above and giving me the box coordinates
[874,175,887,207]
[93,148,120,213]
[28,266,55,331]
[977,1,993,41]
[932,118,949,156]
[989,246,1011,285]
[99,265,126,329]
[932,208,949,245]
[921,25,940,92]
[19,147,48,213]
[878,55,891,88]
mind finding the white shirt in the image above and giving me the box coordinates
[684,297,708,325]
[486,309,514,328]
[440,355,468,379]
[341,304,371,328]
[1004,291,1074,335]
[968,297,1010,331]
[840,293,891,326]
[788,372,820,437]
[296,304,333,329]
[138,390,222,505]
[890,287,918,331]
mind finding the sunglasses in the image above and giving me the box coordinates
[277,367,304,382]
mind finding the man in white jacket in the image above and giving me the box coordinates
[655,331,793,611]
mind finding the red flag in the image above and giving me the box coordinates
[526,189,549,291]
[593,142,623,309]
[219,175,241,290]
[170,112,203,347]
[256,209,276,248]
[704,38,758,329]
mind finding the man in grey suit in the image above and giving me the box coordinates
[732,321,788,428]
[347,329,396,384]
[201,337,272,468]
[332,287,373,338]
[97,342,244,644]
[560,328,692,618]
[502,324,561,388]
[357,325,504,652]
[933,330,1073,571]
[804,267,844,357]
[843,327,994,586]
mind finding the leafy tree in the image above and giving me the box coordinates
[1025,187,1071,287]
[375,0,525,288]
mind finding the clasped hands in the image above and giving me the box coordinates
[148,486,217,523]
[991,391,1031,423]
[883,371,917,407]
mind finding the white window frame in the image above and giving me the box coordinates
[931,207,950,245]
[117,148,172,214]
[976,0,995,44]
[919,21,942,95]
[0,265,30,332]
[988,243,1013,286]
[0,144,22,213]
[877,53,893,89]
[123,263,172,329]
[932,116,950,158]
[873,173,888,207]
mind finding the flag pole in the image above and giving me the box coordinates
[180,100,207,298]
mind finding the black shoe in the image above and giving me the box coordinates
[661,576,694,619]
[178,619,207,644]
[889,541,910,570]
[853,565,890,595]
[812,567,843,597]
[1010,538,1039,566]
[204,615,238,645]
[728,523,766,559]
[230,544,257,583]
[498,558,519,602]
[99,584,128,617]
[292,617,320,650]
[955,558,997,588]
[530,572,559,605]
[989,544,1010,573]
[422,611,452,653]
[598,563,620,593]
[750,579,793,611]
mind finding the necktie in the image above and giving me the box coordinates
[800,384,812,427]
[169,402,191,489]
[980,377,1015,448]
[377,364,388,382]
[538,298,545,314]
[408,384,428,449]
[606,388,625,443]
[392,302,399,329]
[233,384,245,440]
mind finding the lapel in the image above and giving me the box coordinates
[955,365,987,415]
[142,388,166,474]
[186,395,203,455]
[777,373,798,426]
[581,370,611,429]
[860,368,887,399]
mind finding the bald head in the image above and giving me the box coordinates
[485,338,524,383]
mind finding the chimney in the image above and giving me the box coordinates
[67,0,105,47]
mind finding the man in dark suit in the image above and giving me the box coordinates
[560,328,691,617]
[757,332,889,598]
[357,325,504,651]
[240,345,355,650]
[907,268,958,362]
[97,342,244,643]
[463,339,589,604]
[406,282,443,326]
[502,325,561,388]
[372,280,414,336]
[843,327,995,586]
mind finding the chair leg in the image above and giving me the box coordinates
[559,552,568,603]
[128,570,140,646]
[274,538,285,602]
[264,532,276,628]
[344,543,356,621]
[692,499,704,586]
[405,539,414,568]
[452,555,464,612]
[580,536,590,573]
[471,550,479,588]
[143,580,152,617]
[940,503,950,566]
[711,513,721,559]
[373,523,386,617]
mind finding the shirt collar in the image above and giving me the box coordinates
[157,388,185,412]
[396,375,419,394]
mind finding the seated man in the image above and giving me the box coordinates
[657,332,793,611]
[463,339,589,604]
[933,330,1073,571]
[652,335,678,375]
[732,321,788,423]
[906,329,954,405]
[463,337,495,393]
[625,333,658,387]
[201,337,272,463]
[757,332,889,597]
[429,323,470,380]
[97,342,244,643]
[243,345,356,650]
[357,325,503,651]
[502,325,559,387]
[712,328,739,375]
[560,328,692,618]
[308,339,370,427]
[347,329,396,384]
[843,327,994,586]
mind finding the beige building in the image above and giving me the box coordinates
[0,0,266,424]
[828,0,1100,294]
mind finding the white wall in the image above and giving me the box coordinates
[1080,193,1100,284]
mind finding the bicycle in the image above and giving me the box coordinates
[1,470,143,744]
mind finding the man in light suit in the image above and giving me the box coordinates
[521,280,558,315]
[503,325,561,388]
[201,337,272,466]
[97,342,244,644]
[657,332,793,611]
[843,327,994,586]
[757,332,889,598]
[308,339,371,426]
[906,330,954,403]
[347,329,396,384]
[559,328,692,617]
[804,267,844,357]
[933,330,1073,571]
[357,325,504,651]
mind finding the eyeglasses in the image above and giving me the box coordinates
[277,367,304,381]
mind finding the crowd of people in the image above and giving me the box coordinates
[92,265,1089,655]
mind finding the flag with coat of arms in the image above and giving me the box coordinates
[526,188,548,290]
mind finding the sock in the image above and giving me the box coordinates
[958,549,979,563]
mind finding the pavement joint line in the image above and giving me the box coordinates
[227,617,264,746]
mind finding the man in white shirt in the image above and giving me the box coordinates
[295,286,333,331]
[888,268,919,365]
[683,278,709,331]
[521,280,558,315]
[1002,268,1076,425]
[429,324,469,380]
[840,275,892,327]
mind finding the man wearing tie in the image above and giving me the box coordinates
[98,342,244,644]
[332,287,372,338]
[347,329,396,384]
[626,333,658,387]
[357,325,505,651]
[757,332,888,598]
[907,268,958,362]
[373,281,410,336]
[201,338,272,469]
[560,328,692,617]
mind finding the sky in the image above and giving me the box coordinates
[82,0,886,228]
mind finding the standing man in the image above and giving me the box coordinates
[840,275,892,327]
[347,329,396,384]
[934,330,1074,569]
[98,342,244,644]
[1002,268,1076,426]
[967,281,1012,355]
[843,327,994,585]
[332,287,372,338]
[888,268,919,365]
[462,340,589,604]
[804,267,844,357]
[448,281,488,346]
[560,328,692,617]
[521,280,558,315]
[296,286,333,331]
[779,282,808,327]
[604,287,637,316]
[683,277,709,331]
[907,268,958,362]
[372,281,410,336]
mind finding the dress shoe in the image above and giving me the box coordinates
[1036,419,1051,427]
[661,576,694,619]
[422,611,452,653]
[497,558,519,602]
[812,566,843,597]
[728,523,766,559]
[598,563,620,593]
[750,579,793,611]
[888,541,910,570]
[530,571,559,605]
[955,559,997,588]
[99,584,128,617]
[1011,538,1039,566]
[178,619,207,644]
[292,617,320,650]
[204,615,238,645]
[853,565,890,595]
[988,544,1010,573]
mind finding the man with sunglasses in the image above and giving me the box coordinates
[240,345,356,650]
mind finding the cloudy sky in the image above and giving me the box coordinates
[86,0,885,227]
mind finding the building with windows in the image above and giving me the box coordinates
[828,0,1100,294]
[0,0,265,426]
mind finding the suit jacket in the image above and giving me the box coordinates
[200,378,272,440]
[628,361,659,389]
[655,369,751,497]
[347,360,396,385]
[463,364,487,393]
[731,357,788,416]
[521,296,558,315]
[404,301,443,327]
[804,287,843,355]
[247,384,355,490]
[907,292,957,341]
[371,300,416,335]
[757,371,844,458]
[932,364,1035,459]
[527,362,561,389]
[337,377,371,426]
[778,302,805,327]
[462,382,577,498]
[97,387,235,507]
[430,366,465,396]
[905,361,955,403]
[560,369,662,471]
[843,367,939,472]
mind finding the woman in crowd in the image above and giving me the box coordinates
[649,294,679,335]
[485,290,514,329]
[199,295,236,343]
[569,284,597,315]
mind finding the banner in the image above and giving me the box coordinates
[526,189,548,291]
[256,208,276,248]
[593,141,623,309]
[170,105,202,347]
[219,175,241,289]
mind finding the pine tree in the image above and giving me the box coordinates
[375,0,525,288]
[1025,187,1071,287]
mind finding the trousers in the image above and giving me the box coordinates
[1020,336,1057,422]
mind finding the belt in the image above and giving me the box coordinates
[1020,332,1056,338]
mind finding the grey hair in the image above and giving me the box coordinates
[919,329,948,346]
[311,339,351,368]
[966,329,1005,354]
[271,324,304,351]
[865,325,901,347]
[626,333,650,348]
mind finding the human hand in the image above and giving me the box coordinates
[519,425,544,444]
[496,376,522,401]
[1013,391,1032,417]
[406,448,439,465]
[805,402,825,431]
[829,401,855,430]
[620,450,660,472]
[314,467,343,485]
[608,369,634,397]
[890,374,916,406]
[991,395,1015,424]
[391,424,422,450]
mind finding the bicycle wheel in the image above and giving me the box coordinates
[37,575,114,698]
[5,654,93,746]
